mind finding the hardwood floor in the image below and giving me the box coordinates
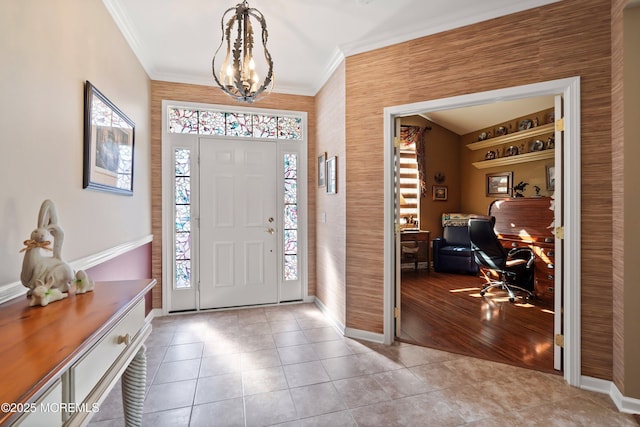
[399,268,558,374]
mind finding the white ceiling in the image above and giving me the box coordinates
[103,0,560,97]
[424,95,555,135]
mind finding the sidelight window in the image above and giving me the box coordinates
[174,148,192,289]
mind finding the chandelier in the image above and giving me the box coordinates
[212,0,274,103]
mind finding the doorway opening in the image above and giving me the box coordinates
[161,101,308,314]
[383,77,582,387]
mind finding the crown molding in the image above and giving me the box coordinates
[102,0,156,77]
[341,0,560,57]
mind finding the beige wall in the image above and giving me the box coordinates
[0,0,151,287]
[460,108,555,216]
[315,62,347,326]
[344,0,616,382]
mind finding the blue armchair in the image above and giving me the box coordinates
[432,224,479,274]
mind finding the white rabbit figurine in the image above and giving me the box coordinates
[74,270,95,294]
[20,200,75,299]
[29,278,69,307]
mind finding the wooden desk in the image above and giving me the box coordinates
[0,279,155,426]
[489,197,555,302]
[401,230,431,270]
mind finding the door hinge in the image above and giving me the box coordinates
[394,137,400,148]
[394,307,399,318]
[555,334,564,348]
[555,118,565,132]
[394,223,401,234]
[555,226,564,240]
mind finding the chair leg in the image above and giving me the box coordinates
[480,279,533,303]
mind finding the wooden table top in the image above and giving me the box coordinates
[0,279,155,425]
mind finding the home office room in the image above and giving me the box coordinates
[396,96,559,374]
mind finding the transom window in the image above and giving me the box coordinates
[168,107,302,140]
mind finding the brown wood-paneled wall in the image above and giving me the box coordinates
[315,62,347,326]
[343,0,614,380]
[150,81,316,310]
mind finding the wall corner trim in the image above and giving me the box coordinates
[580,375,640,414]
[314,297,347,336]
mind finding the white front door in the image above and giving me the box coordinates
[199,138,278,309]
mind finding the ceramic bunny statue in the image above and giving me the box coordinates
[29,277,69,307]
[74,269,95,294]
[20,200,75,298]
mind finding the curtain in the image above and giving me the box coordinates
[400,125,427,197]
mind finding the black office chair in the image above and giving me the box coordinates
[468,217,534,303]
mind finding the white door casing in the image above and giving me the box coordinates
[553,94,564,371]
[162,101,308,314]
[383,77,581,386]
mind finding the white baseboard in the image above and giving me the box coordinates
[0,235,153,305]
[146,308,163,321]
[311,298,385,344]
[344,327,385,344]
[581,375,640,414]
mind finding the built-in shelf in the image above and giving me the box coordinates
[466,122,555,151]
[472,150,554,169]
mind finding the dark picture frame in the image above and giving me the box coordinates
[432,185,448,201]
[546,165,555,191]
[83,81,135,195]
[486,171,513,197]
[317,152,326,187]
[326,156,337,194]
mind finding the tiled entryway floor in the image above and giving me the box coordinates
[88,303,637,426]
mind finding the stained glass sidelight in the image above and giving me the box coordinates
[283,154,298,280]
[174,148,192,289]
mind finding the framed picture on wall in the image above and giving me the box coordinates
[83,81,135,195]
[432,185,448,201]
[317,152,326,187]
[486,171,513,197]
[546,165,555,191]
[326,156,337,194]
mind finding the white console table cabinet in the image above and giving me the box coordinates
[0,279,155,426]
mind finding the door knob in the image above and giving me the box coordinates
[268,217,274,223]
[267,228,275,234]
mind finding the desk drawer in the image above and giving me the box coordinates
[71,300,145,404]
[15,380,62,427]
